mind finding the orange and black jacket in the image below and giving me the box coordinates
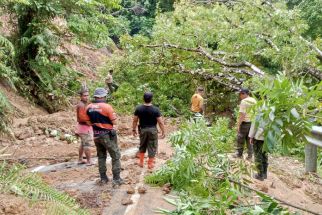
[86,101,117,132]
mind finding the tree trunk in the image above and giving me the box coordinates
[305,143,317,173]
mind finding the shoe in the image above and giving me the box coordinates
[246,155,252,161]
[254,173,264,181]
[148,157,155,169]
[138,152,145,167]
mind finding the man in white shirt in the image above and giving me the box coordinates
[234,88,257,160]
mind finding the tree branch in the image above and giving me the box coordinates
[300,36,322,61]
[305,67,322,81]
[145,43,265,76]
[178,64,242,90]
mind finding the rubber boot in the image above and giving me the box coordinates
[254,173,264,181]
[112,172,124,186]
[138,152,145,167]
[100,172,109,184]
[148,157,155,169]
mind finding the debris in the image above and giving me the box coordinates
[121,197,133,205]
[270,182,276,189]
[127,186,135,194]
[138,186,147,194]
[162,183,172,194]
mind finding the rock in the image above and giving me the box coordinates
[138,186,147,194]
[162,183,172,194]
[49,130,58,137]
[126,186,135,194]
[15,127,34,140]
[121,197,133,205]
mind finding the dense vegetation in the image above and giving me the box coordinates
[146,119,290,214]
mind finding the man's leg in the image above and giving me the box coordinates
[112,83,118,92]
[253,140,264,180]
[94,137,108,182]
[147,128,158,169]
[83,134,93,165]
[138,129,148,167]
[105,132,123,185]
[236,125,246,157]
[78,135,86,164]
[107,83,113,93]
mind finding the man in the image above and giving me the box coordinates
[191,87,205,119]
[86,88,123,185]
[75,88,93,165]
[234,88,257,160]
[249,114,268,181]
[105,69,118,93]
[132,92,165,169]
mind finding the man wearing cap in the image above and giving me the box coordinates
[234,88,257,160]
[191,87,205,119]
[132,92,165,169]
[86,88,123,185]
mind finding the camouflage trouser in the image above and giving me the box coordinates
[94,131,121,177]
[236,122,253,157]
[139,127,158,158]
[253,139,268,175]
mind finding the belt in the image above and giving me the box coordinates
[242,121,251,124]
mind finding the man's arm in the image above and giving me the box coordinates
[199,98,204,114]
[132,116,139,137]
[157,117,165,138]
[237,112,246,133]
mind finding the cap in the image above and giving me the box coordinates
[239,88,250,95]
[93,88,107,98]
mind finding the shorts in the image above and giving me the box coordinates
[79,133,93,149]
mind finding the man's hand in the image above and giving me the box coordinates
[249,138,254,145]
[132,129,137,137]
[159,132,165,139]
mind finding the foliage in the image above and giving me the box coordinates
[0,92,12,132]
[146,118,290,214]
[0,0,121,112]
[110,0,321,116]
[252,73,322,152]
[287,0,322,39]
[0,160,89,214]
[115,0,175,37]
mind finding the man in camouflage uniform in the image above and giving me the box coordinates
[86,88,123,185]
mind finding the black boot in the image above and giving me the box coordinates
[254,173,264,181]
[100,172,109,184]
[263,165,268,179]
[112,172,124,186]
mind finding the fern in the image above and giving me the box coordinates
[0,160,89,215]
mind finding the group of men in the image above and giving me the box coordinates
[190,87,268,181]
[75,86,165,185]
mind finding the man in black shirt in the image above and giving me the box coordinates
[132,92,165,169]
